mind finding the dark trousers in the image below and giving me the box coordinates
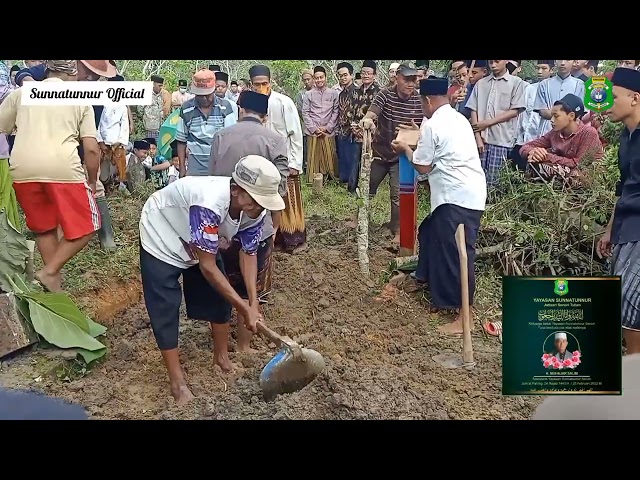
[370,160,400,233]
[336,135,358,183]
[416,204,482,309]
[302,135,308,173]
[348,142,363,193]
[510,145,527,172]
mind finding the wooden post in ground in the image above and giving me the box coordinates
[396,129,421,257]
[357,130,373,276]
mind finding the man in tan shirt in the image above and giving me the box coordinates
[0,60,101,293]
[171,79,193,110]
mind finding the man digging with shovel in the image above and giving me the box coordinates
[139,155,285,405]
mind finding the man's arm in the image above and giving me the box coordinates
[301,91,318,134]
[0,90,19,134]
[117,106,130,146]
[236,220,264,307]
[15,64,46,87]
[189,206,253,314]
[79,106,100,190]
[533,81,552,120]
[325,91,340,135]
[175,114,188,176]
[283,97,304,172]
[519,133,552,159]
[161,90,171,118]
[405,122,435,176]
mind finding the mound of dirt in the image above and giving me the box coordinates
[0,218,540,419]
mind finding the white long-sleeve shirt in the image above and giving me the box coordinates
[96,105,129,146]
[265,91,304,171]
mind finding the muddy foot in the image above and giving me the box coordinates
[236,346,259,354]
[292,243,308,255]
[171,384,195,406]
[214,355,237,373]
[437,318,464,335]
[35,269,63,293]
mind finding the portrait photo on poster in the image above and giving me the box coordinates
[502,276,622,396]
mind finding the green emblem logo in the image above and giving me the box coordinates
[554,279,569,296]
[584,76,613,113]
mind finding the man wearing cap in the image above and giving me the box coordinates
[172,79,194,111]
[143,75,171,141]
[302,65,340,180]
[415,61,429,82]
[534,61,585,139]
[467,60,527,186]
[335,62,359,184]
[597,67,640,354]
[388,63,400,88]
[176,69,236,177]
[0,61,102,293]
[391,77,486,335]
[519,93,602,185]
[209,91,288,352]
[360,63,423,240]
[512,61,554,171]
[249,64,306,252]
[139,155,285,404]
[213,71,238,119]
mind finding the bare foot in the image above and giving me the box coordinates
[36,269,63,293]
[236,345,259,354]
[214,354,237,373]
[438,317,464,335]
[170,384,195,406]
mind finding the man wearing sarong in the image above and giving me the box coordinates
[467,60,527,187]
[520,93,602,186]
[335,62,358,184]
[390,77,486,335]
[171,79,194,111]
[0,61,102,293]
[176,69,236,177]
[97,75,129,192]
[597,67,640,355]
[209,91,288,352]
[139,156,285,405]
[349,60,381,193]
[302,65,339,181]
[360,63,423,241]
[143,75,171,141]
[249,64,306,252]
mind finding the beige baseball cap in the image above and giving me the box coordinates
[532,353,640,420]
[232,155,286,211]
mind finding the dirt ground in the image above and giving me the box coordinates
[0,217,540,419]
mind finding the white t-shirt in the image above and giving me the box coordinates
[412,105,487,213]
[139,176,265,269]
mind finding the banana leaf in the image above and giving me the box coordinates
[0,159,20,231]
[0,211,28,293]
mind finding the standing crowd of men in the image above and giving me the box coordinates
[0,59,639,407]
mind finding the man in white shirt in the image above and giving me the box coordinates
[139,155,285,406]
[392,77,487,335]
[97,75,129,191]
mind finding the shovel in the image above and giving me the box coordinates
[256,322,325,401]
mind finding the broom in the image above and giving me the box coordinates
[0,158,19,231]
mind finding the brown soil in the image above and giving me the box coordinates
[0,218,540,419]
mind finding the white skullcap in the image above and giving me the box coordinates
[555,332,567,340]
[389,63,400,71]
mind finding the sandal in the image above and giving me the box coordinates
[483,321,503,343]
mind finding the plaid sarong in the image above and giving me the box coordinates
[145,130,159,141]
[481,144,510,186]
[612,241,640,332]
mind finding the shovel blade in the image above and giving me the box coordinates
[260,347,325,401]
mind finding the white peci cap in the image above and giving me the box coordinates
[555,332,567,340]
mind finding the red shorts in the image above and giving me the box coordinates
[13,182,101,240]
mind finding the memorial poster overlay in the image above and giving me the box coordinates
[502,277,622,396]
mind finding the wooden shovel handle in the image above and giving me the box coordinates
[256,321,286,345]
[455,224,474,366]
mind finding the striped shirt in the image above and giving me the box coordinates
[369,86,424,163]
[175,96,237,176]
